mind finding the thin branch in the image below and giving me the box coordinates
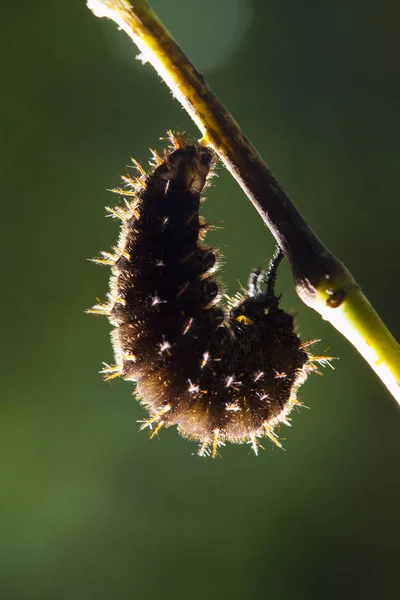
[87,0,400,405]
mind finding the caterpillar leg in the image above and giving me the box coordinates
[248,246,284,306]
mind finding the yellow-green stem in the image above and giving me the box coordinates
[87,0,400,405]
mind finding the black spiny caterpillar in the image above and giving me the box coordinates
[89,134,324,457]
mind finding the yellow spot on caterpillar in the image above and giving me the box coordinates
[236,315,254,326]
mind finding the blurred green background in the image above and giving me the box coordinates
[2,1,399,598]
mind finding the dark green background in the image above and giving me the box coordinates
[2,1,399,599]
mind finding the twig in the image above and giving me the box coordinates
[87,0,400,405]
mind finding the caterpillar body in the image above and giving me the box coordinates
[89,134,321,457]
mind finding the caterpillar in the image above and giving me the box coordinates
[89,133,324,457]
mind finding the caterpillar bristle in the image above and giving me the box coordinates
[166,129,185,150]
[120,174,137,188]
[87,303,111,316]
[290,398,309,409]
[100,363,123,381]
[249,435,264,456]
[198,440,211,458]
[109,187,138,197]
[300,338,320,349]
[212,428,221,458]
[308,355,335,369]
[263,423,283,448]
[105,205,129,221]
[112,247,130,260]
[130,157,147,177]
[90,256,115,266]
[149,148,164,166]
[138,404,171,432]
[89,133,325,457]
